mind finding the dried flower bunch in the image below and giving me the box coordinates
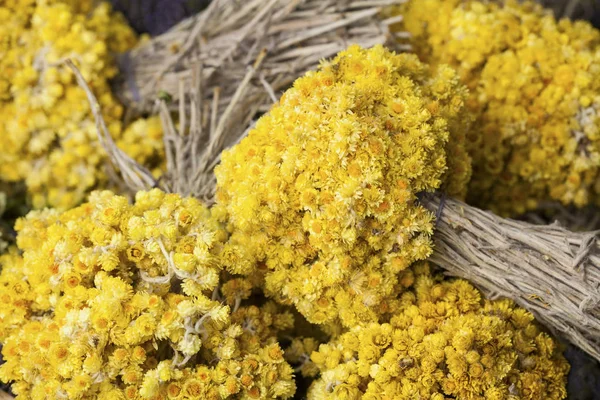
[395,0,600,216]
[0,189,297,399]
[0,0,586,395]
[211,44,569,399]
[0,41,573,398]
[0,0,163,210]
[308,263,569,400]
[215,45,472,328]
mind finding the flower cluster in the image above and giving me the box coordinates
[0,0,164,210]
[0,189,296,399]
[308,263,570,399]
[396,0,600,216]
[215,45,472,328]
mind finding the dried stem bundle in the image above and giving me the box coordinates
[421,194,600,361]
[115,0,408,113]
[76,0,600,365]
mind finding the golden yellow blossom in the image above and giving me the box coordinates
[215,45,472,327]
[0,0,163,210]
[0,189,295,399]
[308,263,569,399]
[395,0,600,216]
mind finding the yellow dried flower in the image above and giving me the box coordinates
[215,45,472,327]
[395,0,600,216]
[0,0,163,210]
[0,189,295,399]
[308,263,569,399]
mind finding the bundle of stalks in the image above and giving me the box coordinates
[422,194,600,361]
[79,0,600,370]
[115,0,408,112]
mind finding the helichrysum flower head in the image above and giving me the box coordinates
[308,262,569,399]
[0,189,296,399]
[215,45,472,328]
[0,0,164,210]
[395,0,600,216]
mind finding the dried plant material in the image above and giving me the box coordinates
[72,0,600,369]
[67,60,157,194]
[421,194,600,361]
[396,0,600,217]
[213,44,473,328]
[110,0,405,201]
[80,49,600,363]
[114,0,407,113]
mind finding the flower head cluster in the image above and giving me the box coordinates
[215,45,472,328]
[0,189,296,399]
[396,0,600,215]
[308,263,569,399]
[0,0,164,210]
